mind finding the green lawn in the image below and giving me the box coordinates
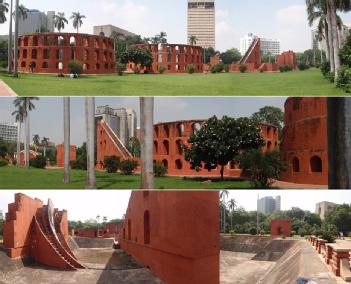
[0,167,253,189]
[0,69,345,96]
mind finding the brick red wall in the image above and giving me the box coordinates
[281,97,328,185]
[56,144,76,167]
[277,51,297,69]
[17,33,115,74]
[119,191,220,284]
[271,219,292,237]
[19,150,40,167]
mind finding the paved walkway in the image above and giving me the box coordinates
[273,180,328,189]
[0,80,17,96]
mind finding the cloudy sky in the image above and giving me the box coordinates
[1,0,351,52]
[0,96,287,146]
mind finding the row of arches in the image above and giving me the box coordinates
[291,156,323,173]
[154,122,202,138]
[154,140,183,155]
[123,210,150,245]
[20,61,115,71]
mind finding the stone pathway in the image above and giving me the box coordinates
[0,80,17,96]
[273,180,328,189]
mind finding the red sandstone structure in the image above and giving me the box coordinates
[56,144,77,168]
[73,223,122,240]
[270,219,292,238]
[17,33,115,74]
[3,193,84,270]
[127,43,203,73]
[277,51,297,70]
[119,191,220,284]
[281,97,328,185]
[18,150,40,167]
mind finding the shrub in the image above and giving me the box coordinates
[104,156,120,173]
[239,65,247,73]
[224,64,230,73]
[154,161,167,177]
[120,160,138,175]
[157,65,167,74]
[298,62,309,71]
[325,71,335,83]
[68,60,83,75]
[298,227,307,237]
[249,227,257,235]
[336,65,351,92]
[321,62,330,77]
[0,60,7,69]
[279,65,293,73]
[319,223,338,243]
[187,64,196,74]
[132,66,141,74]
[0,159,8,167]
[116,63,126,76]
[210,63,225,73]
[229,230,235,235]
[30,156,46,169]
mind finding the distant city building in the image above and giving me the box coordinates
[0,122,18,142]
[258,196,281,215]
[19,9,55,35]
[95,106,137,147]
[312,25,350,53]
[93,25,136,38]
[315,201,338,219]
[240,33,281,56]
[187,0,215,49]
[0,210,3,220]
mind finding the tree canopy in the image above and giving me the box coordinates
[251,106,285,131]
[120,47,153,67]
[219,48,241,64]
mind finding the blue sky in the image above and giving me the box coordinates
[0,97,286,146]
[1,0,351,52]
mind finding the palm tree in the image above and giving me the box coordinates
[140,97,155,189]
[41,137,49,157]
[13,0,18,77]
[70,12,85,33]
[189,35,198,46]
[63,98,70,184]
[158,31,167,44]
[85,97,96,189]
[220,190,229,233]
[32,134,40,151]
[13,4,27,20]
[0,0,9,23]
[7,0,13,73]
[14,97,39,168]
[151,35,160,44]
[54,12,68,32]
[11,104,25,166]
[227,199,237,231]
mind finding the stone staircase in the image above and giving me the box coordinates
[239,37,260,65]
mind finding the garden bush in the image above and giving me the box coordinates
[239,64,247,73]
[211,63,225,73]
[157,65,167,74]
[187,64,196,74]
[336,65,351,92]
[30,156,46,169]
[120,160,138,175]
[116,63,126,76]
[104,156,120,173]
[154,161,167,177]
[279,65,293,73]
[249,227,257,235]
[224,64,230,73]
[68,60,83,75]
[132,66,141,74]
[0,159,8,167]
[320,62,331,77]
[298,62,309,71]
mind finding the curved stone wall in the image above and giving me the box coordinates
[281,97,328,185]
[17,33,115,74]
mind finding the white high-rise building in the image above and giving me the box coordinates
[0,122,18,142]
[257,196,281,215]
[187,0,215,49]
[18,9,55,35]
[126,108,137,140]
[240,33,281,56]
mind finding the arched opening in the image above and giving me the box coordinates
[58,36,65,46]
[32,36,38,46]
[267,127,272,137]
[154,126,159,138]
[56,49,63,60]
[94,50,99,61]
[229,160,236,170]
[144,211,150,245]
[30,61,36,68]
[162,159,168,169]
[23,37,29,46]
[42,62,48,69]
[21,61,26,67]
[153,141,158,154]
[175,159,182,170]
[23,49,27,59]
[70,49,76,60]
[128,219,131,240]
[176,123,184,137]
[103,40,107,49]
[99,32,105,37]
[310,156,322,173]
[83,63,89,70]
[83,37,89,47]
[164,125,170,138]
[192,123,201,133]
[292,157,300,172]
[43,49,49,60]
[163,140,169,155]
[105,63,108,69]
[123,228,125,239]
[277,227,284,236]
[84,50,89,61]
[96,63,100,70]
[58,62,63,70]
[43,36,48,46]
[94,39,99,48]
[31,49,37,59]
[70,36,76,46]
[176,140,183,155]
[267,141,272,151]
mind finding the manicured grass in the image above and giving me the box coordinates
[0,167,253,189]
[0,69,345,96]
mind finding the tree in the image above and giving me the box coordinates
[11,104,25,166]
[7,0,13,73]
[151,31,167,44]
[189,35,198,46]
[220,190,229,233]
[14,4,27,20]
[13,0,19,77]
[32,134,40,151]
[54,12,68,32]
[184,116,265,179]
[120,47,153,67]
[85,97,96,189]
[0,0,9,23]
[204,47,219,64]
[70,12,85,33]
[127,137,141,157]
[325,204,351,234]
[41,137,49,157]
[220,48,241,64]
[240,150,287,188]
[63,97,70,184]
[140,97,154,189]
[14,97,39,168]
[227,199,237,231]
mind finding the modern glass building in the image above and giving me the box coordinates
[0,122,18,142]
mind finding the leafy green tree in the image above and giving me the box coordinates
[127,137,141,157]
[184,116,264,179]
[120,160,138,175]
[261,53,276,64]
[219,48,241,64]
[240,150,287,188]
[104,156,120,173]
[204,47,219,64]
[251,106,284,132]
[71,143,87,170]
[325,204,351,234]
[120,47,153,67]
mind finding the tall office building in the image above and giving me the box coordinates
[240,33,281,56]
[126,108,137,140]
[257,196,281,215]
[93,25,136,38]
[0,122,18,142]
[187,0,215,49]
[18,9,55,35]
[315,201,338,219]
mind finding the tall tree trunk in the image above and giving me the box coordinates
[25,100,30,168]
[326,6,335,72]
[43,146,46,157]
[13,0,19,77]
[16,121,20,166]
[63,97,70,184]
[325,26,330,61]
[220,165,224,180]
[140,97,155,189]
[327,97,351,189]
[7,0,13,73]
[85,97,96,189]
[329,0,340,81]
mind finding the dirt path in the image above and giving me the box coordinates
[273,180,328,189]
[0,80,17,96]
